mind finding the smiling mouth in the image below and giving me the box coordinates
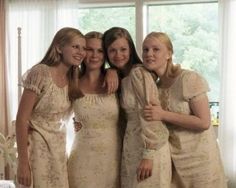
[114,60,125,64]
[144,59,154,64]
[74,56,83,61]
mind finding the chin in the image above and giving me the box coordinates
[143,64,153,70]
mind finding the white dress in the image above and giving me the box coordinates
[22,64,71,188]
[120,65,171,188]
[158,69,227,188]
[68,93,121,188]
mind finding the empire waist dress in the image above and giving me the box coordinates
[68,93,122,188]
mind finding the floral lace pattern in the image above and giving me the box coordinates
[22,64,71,188]
[120,66,171,188]
[159,70,227,188]
[68,93,121,188]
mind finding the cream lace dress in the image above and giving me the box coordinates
[68,93,121,188]
[158,69,227,188]
[22,64,71,188]
[120,65,171,188]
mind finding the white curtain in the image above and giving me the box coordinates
[5,0,79,121]
[5,0,79,153]
[218,0,236,187]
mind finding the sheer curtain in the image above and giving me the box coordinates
[0,0,8,136]
[218,0,236,187]
[5,0,78,123]
[5,0,79,153]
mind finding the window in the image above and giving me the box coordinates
[6,0,220,152]
[146,2,219,102]
[77,6,135,40]
[145,2,219,126]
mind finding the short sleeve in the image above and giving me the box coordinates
[182,70,210,101]
[130,66,169,159]
[21,64,49,95]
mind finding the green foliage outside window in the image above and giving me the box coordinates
[148,3,219,101]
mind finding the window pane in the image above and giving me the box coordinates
[147,3,219,103]
[77,6,135,41]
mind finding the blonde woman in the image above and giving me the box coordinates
[15,27,86,188]
[143,32,227,188]
[68,31,122,188]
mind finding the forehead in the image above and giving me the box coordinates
[143,36,164,46]
[70,36,86,44]
[109,37,129,48]
[86,38,102,45]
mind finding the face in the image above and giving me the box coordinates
[84,38,104,71]
[107,37,130,70]
[142,36,171,76]
[59,36,86,66]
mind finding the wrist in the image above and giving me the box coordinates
[142,149,156,159]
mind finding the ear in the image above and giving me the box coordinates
[56,45,62,54]
[166,51,171,60]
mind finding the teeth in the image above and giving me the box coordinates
[74,57,82,61]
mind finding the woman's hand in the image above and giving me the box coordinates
[136,159,153,182]
[143,103,165,121]
[103,68,119,94]
[73,118,83,132]
[17,161,31,186]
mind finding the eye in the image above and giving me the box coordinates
[72,45,86,51]
[108,48,116,53]
[86,48,93,52]
[72,45,80,49]
[153,47,160,52]
[98,49,103,53]
[121,47,128,52]
[142,48,149,53]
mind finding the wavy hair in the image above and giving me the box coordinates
[39,27,85,101]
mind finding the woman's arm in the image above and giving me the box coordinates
[144,95,211,131]
[130,67,169,182]
[16,89,37,186]
[103,68,119,94]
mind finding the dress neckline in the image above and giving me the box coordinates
[43,64,68,89]
[158,70,185,90]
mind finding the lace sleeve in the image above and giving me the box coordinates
[21,64,49,95]
[130,66,169,159]
[182,70,210,101]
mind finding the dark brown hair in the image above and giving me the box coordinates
[102,27,142,77]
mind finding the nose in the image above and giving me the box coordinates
[145,49,153,56]
[114,50,122,58]
[77,48,86,55]
[91,50,99,57]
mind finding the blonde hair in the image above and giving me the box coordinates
[80,31,106,76]
[144,32,181,78]
[40,27,84,66]
[69,31,106,101]
[39,27,85,101]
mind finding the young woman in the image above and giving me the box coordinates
[103,27,171,188]
[15,27,86,188]
[142,32,227,188]
[68,31,122,188]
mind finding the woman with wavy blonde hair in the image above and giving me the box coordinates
[16,27,86,188]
